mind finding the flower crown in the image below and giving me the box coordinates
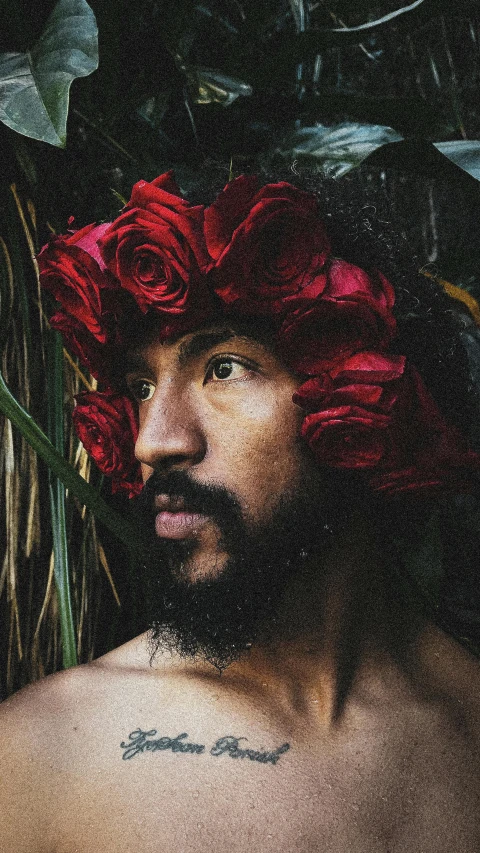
[38,172,479,498]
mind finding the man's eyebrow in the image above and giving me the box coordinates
[123,328,255,376]
[123,352,151,375]
[177,329,236,366]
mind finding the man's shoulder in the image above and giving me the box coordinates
[0,634,160,726]
[383,625,480,766]
[419,626,480,723]
[1,661,97,726]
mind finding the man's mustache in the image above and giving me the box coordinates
[133,469,243,530]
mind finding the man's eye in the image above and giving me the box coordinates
[206,358,251,382]
[129,380,155,401]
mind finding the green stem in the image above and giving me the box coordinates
[0,367,145,558]
[48,333,77,668]
[49,476,77,667]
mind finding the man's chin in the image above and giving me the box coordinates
[173,549,230,583]
[156,523,230,582]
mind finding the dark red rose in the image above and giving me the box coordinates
[279,301,390,375]
[38,223,113,343]
[301,406,391,469]
[295,352,406,470]
[98,172,211,317]
[49,283,142,382]
[296,355,480,489]
[72,390,142,497]
[205,179,331,313]
[293,352,406,411]
[319,259,395,319]
[204,175,260,261]
[49,311,114,383]
[278,261,396,374]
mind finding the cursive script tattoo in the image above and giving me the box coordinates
[120,728,290,766]
[210,735,290,764]
[120,729,205,760]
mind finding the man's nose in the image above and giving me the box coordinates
[134,384,206,472]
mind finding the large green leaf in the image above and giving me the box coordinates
[0,0,98,147]
[366,137,480,186]
[434,141,480,182]
[269,122,403,178]
[269,123,480,184]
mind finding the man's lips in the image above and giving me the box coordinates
[154,494,209,539]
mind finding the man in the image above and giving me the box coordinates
[1,172,480,852]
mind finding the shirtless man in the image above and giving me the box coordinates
[1,173,479,852]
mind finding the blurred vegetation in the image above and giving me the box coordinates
[1,0,480,698]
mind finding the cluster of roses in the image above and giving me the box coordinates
[38,172,479,498]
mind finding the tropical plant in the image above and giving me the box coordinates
[1,0,480,697]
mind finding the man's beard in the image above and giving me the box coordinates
[133,466,358,672]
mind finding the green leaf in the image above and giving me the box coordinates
[0,0,98,147]
[366,138,480,185]
[434,141,480,182]
[183,66,252,106]
[265,120,480,184]
[269,122,403,178]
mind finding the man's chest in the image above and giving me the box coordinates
[48,719,480,853]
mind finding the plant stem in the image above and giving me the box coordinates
[47,333,77,668]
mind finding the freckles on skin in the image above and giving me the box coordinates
[205,378,305,519]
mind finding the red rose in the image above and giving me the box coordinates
[49,283,141,382]
[293,352,405,411]
[204,175,260,261]
[38,223,113,343]
[72,390,142,497]
[320,259,395,319]
[278,262,396,374]
[302,406,391,469]
[205,178,330,312]
[98,172,211,317]
[295,352,406,470]
[49,311,113,383]
[279,301,391,375]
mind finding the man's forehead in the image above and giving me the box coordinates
[124,323,272,372]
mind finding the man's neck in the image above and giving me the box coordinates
[207,515,426,724]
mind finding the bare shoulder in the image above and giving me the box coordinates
[0,633,171,731]
[0,664,105,853]
[418,625,480,728]
[391,624,480,790]
[0,635,178,852]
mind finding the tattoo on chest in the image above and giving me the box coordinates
[120,728,290,766]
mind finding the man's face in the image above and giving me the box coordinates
[128,325,307,576]
[127,324,343,668]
